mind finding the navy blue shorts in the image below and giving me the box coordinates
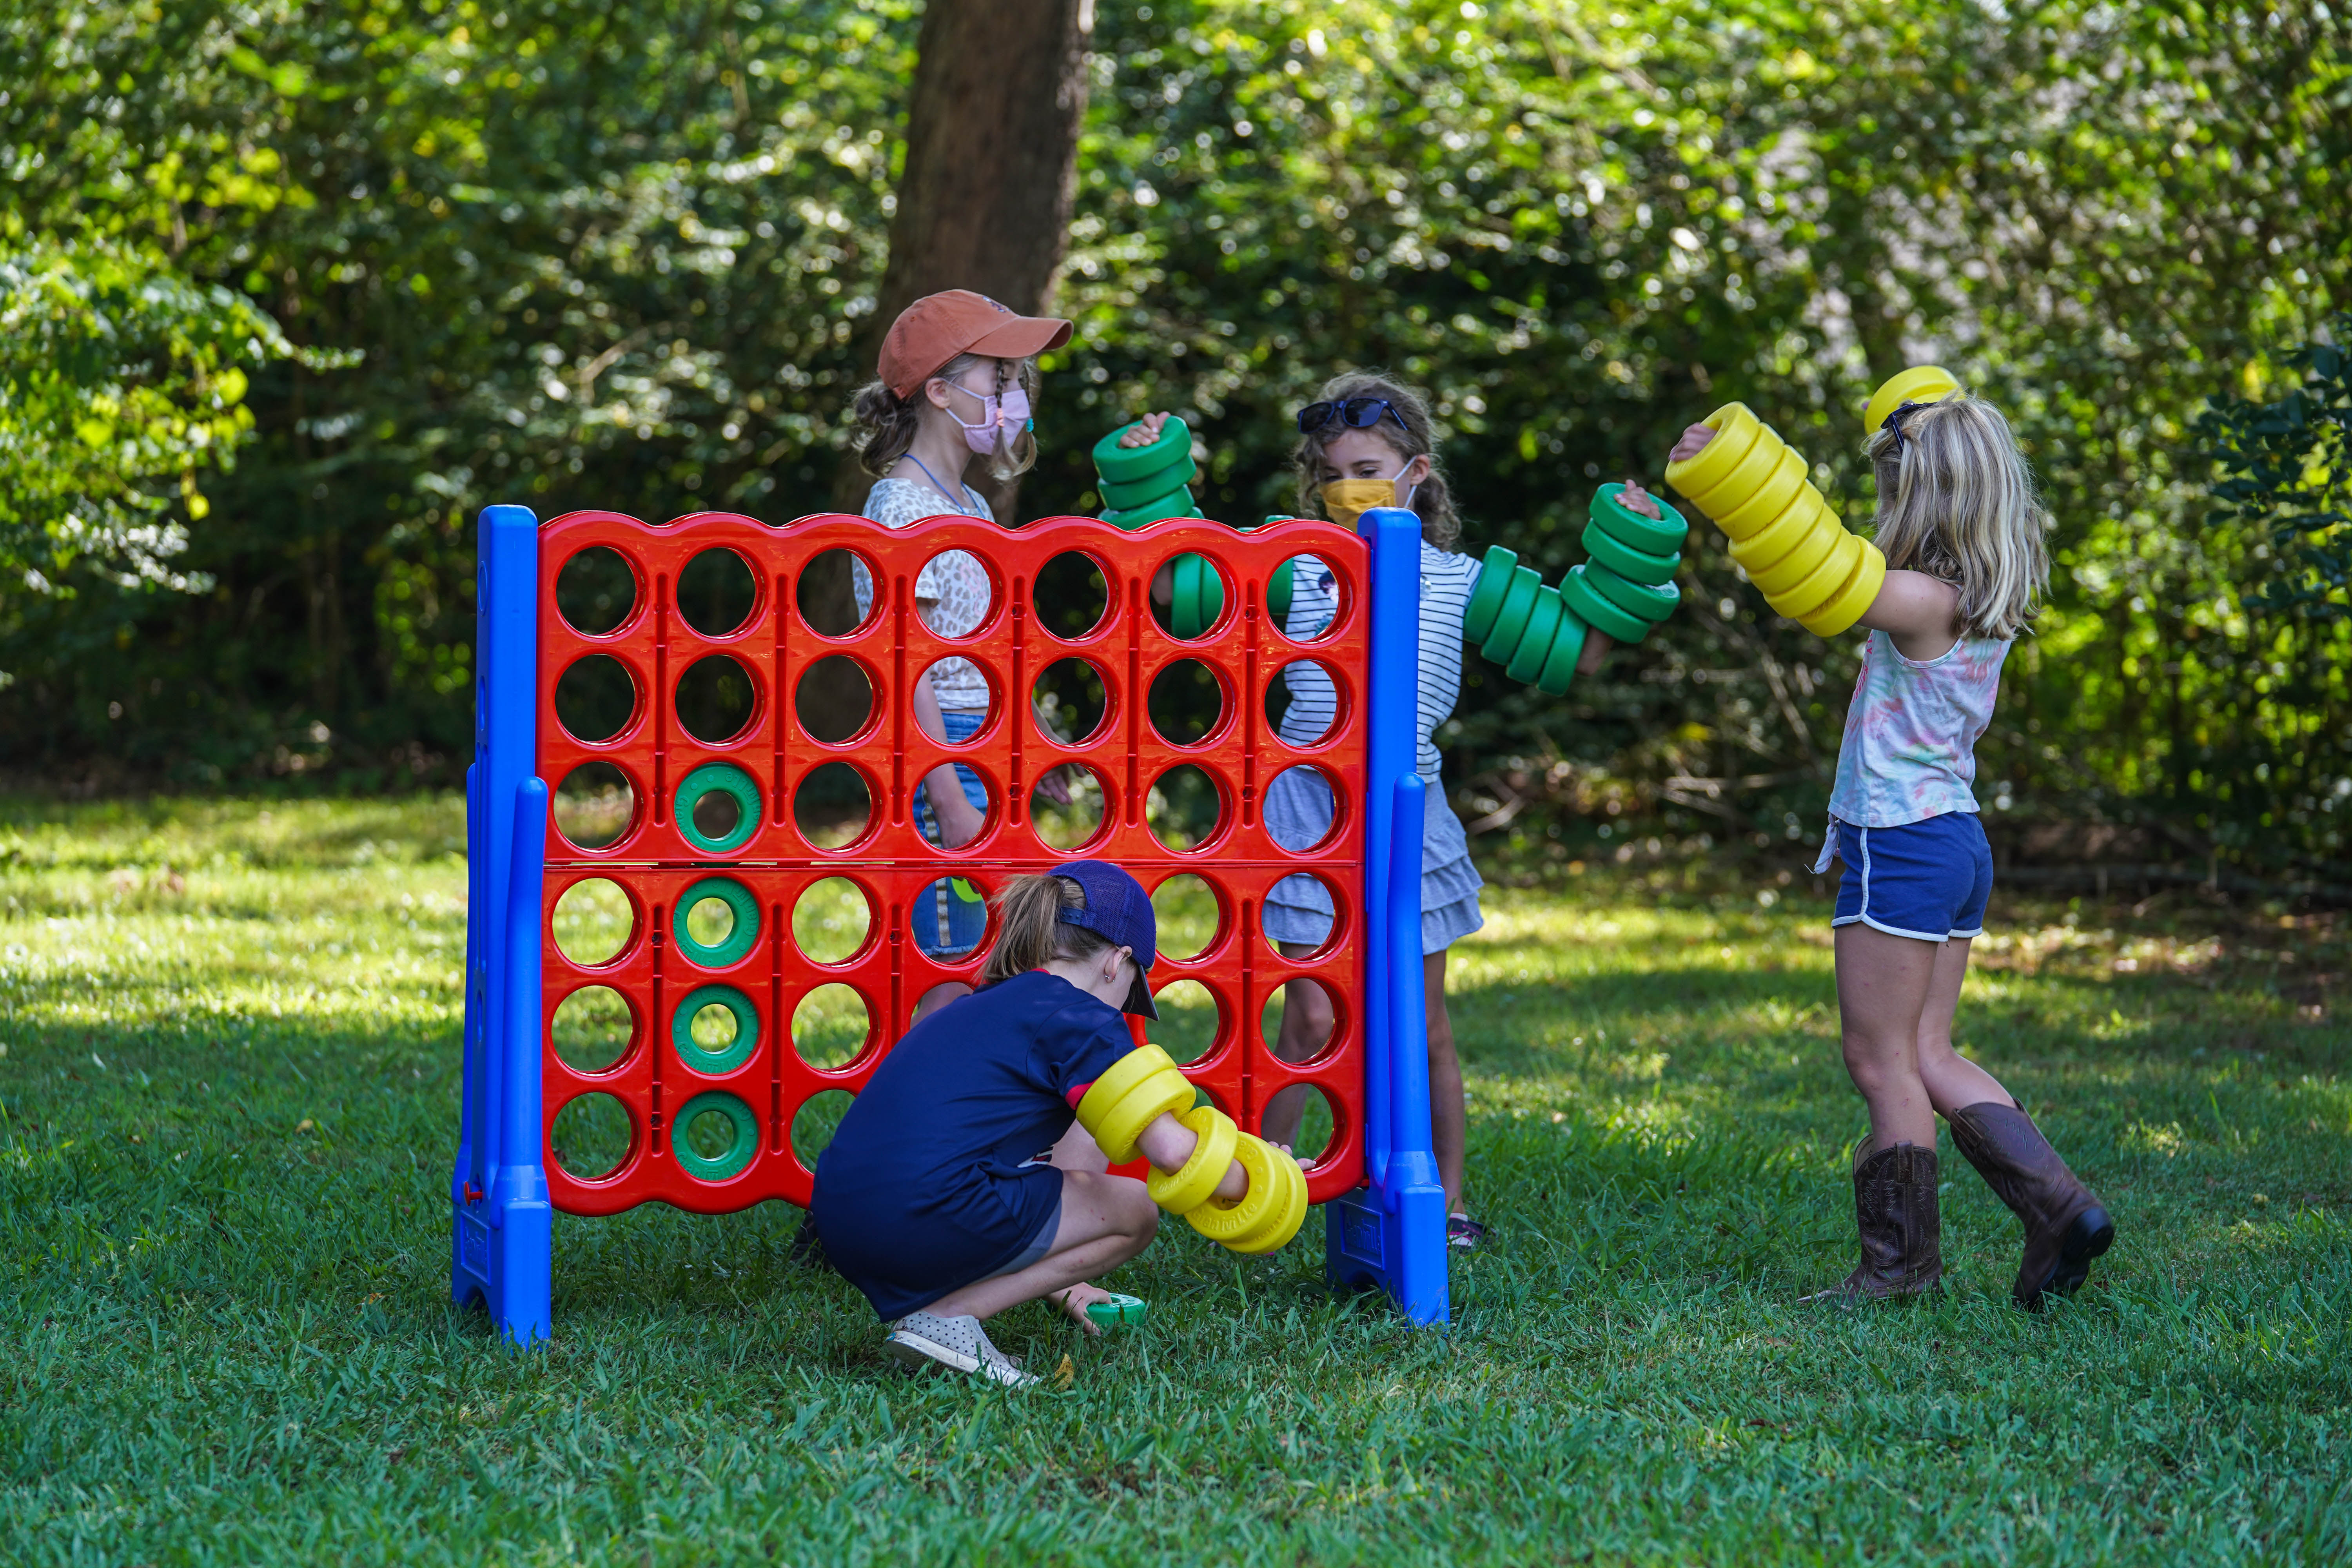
[1829,814,1993,944]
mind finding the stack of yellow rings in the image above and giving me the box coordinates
[1181,1125,1307,1254]
[1072,1045,1199,1165]
[1664,404,1887,637]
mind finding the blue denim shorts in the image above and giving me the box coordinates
[1829,813,1993,943]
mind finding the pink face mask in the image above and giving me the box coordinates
[947,383,1033,455]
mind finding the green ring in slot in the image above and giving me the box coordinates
[1589,483,1690,555]
[1561,565,1653,644]
[671,1091,760,1182]
[1587,562,1683,624]
[1536,607,1589,696]
[674,877,761,969]
[673,763,761,855]
[1098,452,1198,510]
[1462,545,1517,642]
[1479,566,1542,664]
[672,984,759,1075]
[1092,417,1192,484]
[1505,586,1568,685]
[1579,523,1681,587]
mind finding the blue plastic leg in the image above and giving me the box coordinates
[485,778,553,1344]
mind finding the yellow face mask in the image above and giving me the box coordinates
[1320,468,1418,529]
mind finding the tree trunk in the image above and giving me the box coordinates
[801,0,1094,777]
[829,0,1094,520]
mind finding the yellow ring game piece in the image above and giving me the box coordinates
[1225,1145,1308,1254]
[1745,516,1843,598]
[1772,532,1867,621]
[1864,366,1962,433]
[1145,1104,1238,1215]
[1798,539,1887,637]
[1728,490,1833,576]
[1663,403,1764,506]
[1091,1070,1197,1165]
[1077,1044,1180,1123]
[1684,424,1786,520]
[1714,447,1813,541]
[1185,1134,1284,1243]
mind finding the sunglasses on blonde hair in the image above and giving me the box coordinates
[1296,396,1410,436]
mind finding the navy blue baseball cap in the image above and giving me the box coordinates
[1051,859,1159,1018]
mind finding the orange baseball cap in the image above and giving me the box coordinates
[878,289,1073,399]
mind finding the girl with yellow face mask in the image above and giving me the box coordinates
[1112,372,1671,1248]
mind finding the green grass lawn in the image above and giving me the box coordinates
[2,798,2348,1566]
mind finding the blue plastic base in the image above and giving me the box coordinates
[1325,1169,1450,1327]
[451,1190,552,1345]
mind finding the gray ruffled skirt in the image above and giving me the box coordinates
[1260,767,1484,956]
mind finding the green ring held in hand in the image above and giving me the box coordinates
[672,984,759,1074]
[1092,416,1192,485]
[1589,482,1690,556]
[674,877,760,968]
[1506,586,1568,684]
[1098,452,1198,510]
[1561,565,1652,644]
[1100,486,1199,530]
[1462,546,1517,641]
[1580,523,1681,587]
[672,1091,759,1182]
[1587,561,1682,624]
[1480,566,1542,664]
[1536,607,1588,696]
[673,763,760,855]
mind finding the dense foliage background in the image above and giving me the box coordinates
[4,0,2347,883]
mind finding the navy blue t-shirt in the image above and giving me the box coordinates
[809,970,1139,1319]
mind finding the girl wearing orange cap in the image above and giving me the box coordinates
[848,292,1077,986]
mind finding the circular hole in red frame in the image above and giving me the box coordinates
[792,877,875,966]
[1269,552,1349,645]
[554,760,638,851]
[794,762,875,851]
[555,545,640,637]
[1031,763,1110,853]
[552,877,639,969]
[798,547,882,637]
[1033,655,1111,746]
[1146,764,1226,853]
[1033,550,1112,641]
[1263,764,1343,854]
[550,1091,635,1181]
[1258,973,1346,1069]
[1266,660,1345,748]
[677,546,760,638]
[550,984,637,1076]
[675,653,760,746]
[791,984,872,1071]
[796,654,877,746]
[1150,977,1225,1069]
[915,546,1000,641]
[1258,871,1345,960]
[1150,873,1223,962]
[554,653,640,745]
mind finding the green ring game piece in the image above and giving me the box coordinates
[672,1091,759,1182]
[1587,562,1682,624]
[673,877,760,969]
[1100,488,1199,530]
[1589,482,1690,555]
[1171,553,1209,638]
[1098,451,1198,510]
[1266,558,1295,624]
[1479,566,1542,664]
[1505,585,1568,684]
[1561,565,1651,644]
[1536,606,1588,696]
[1092,416,1192,485]
[673,762,760,856]
[1085,1292,1149,1330]
[1580,523,1681,587]
[1462,545,1517,642]
[672,984,759,1075]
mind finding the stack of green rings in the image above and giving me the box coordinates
[1558,482,1688,646]
[1458,485,1690,692]
[1093,417,1203,528]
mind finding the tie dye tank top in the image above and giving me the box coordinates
[1826,627,2011,830]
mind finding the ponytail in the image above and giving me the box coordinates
[978,873,1115,987]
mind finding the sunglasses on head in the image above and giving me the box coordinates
[1296,396,1409,435]
[1880,400,1930,455]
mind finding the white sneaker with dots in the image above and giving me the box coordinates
[884,1312,1037,1388]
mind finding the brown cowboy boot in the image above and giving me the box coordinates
[1801,1142,1942,1303]
[1946,1100,2114,1310]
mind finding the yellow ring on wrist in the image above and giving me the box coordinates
[1145,1104,1238,1215]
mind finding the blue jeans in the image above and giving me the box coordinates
[913,710,989,958]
